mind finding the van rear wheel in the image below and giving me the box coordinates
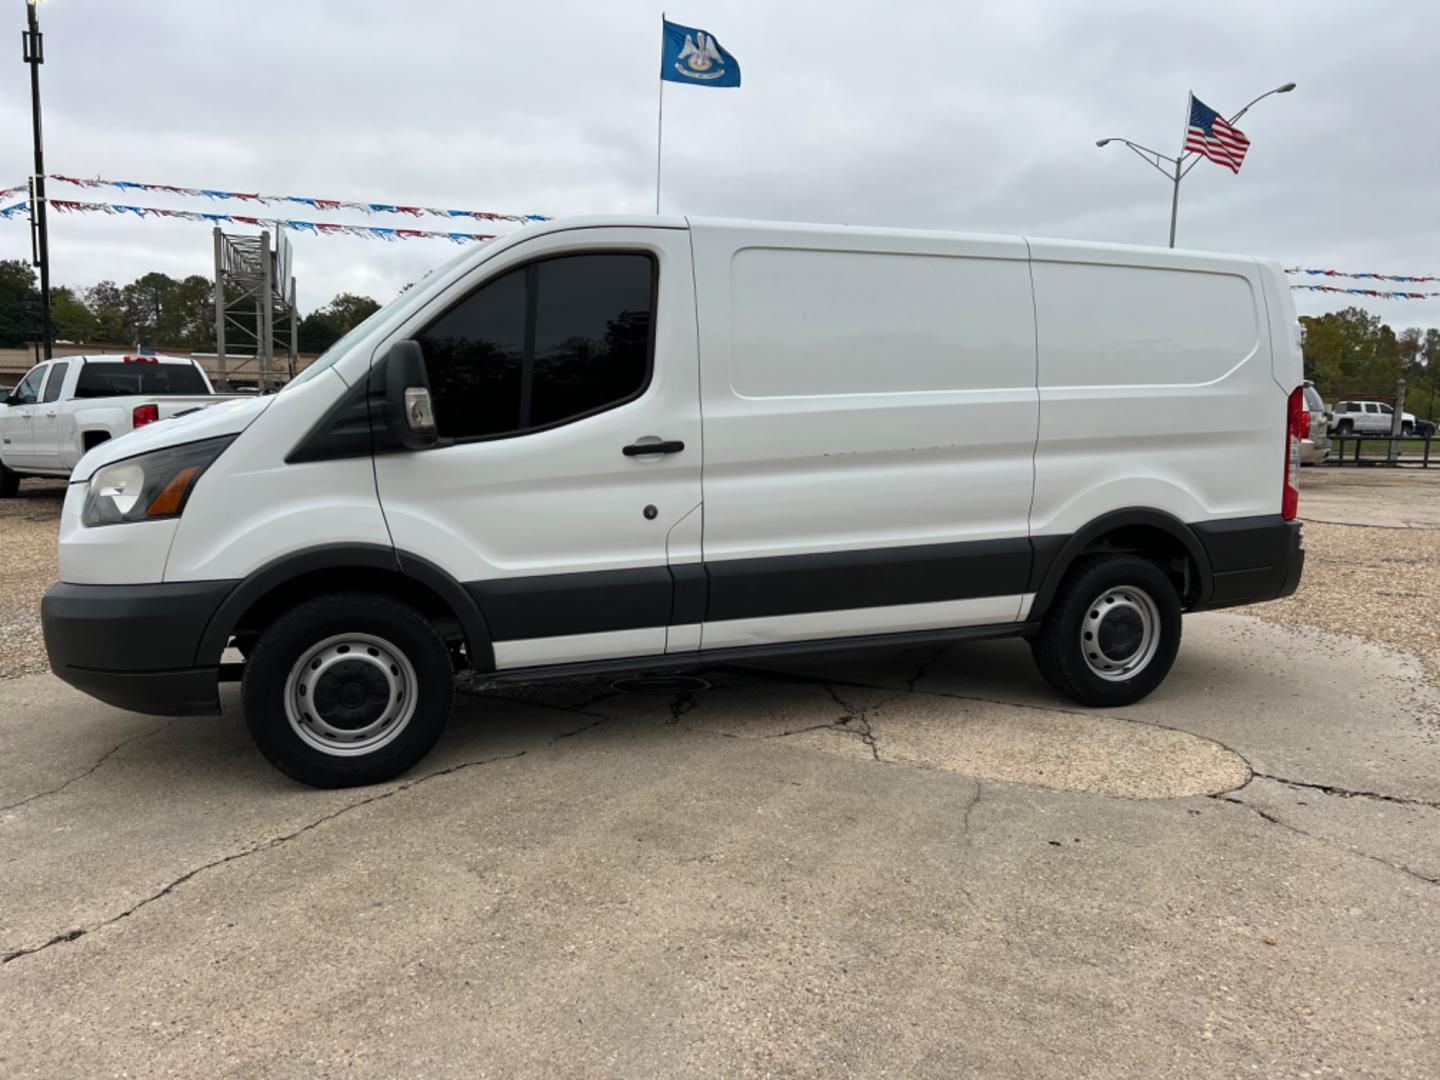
[1030,555,1181,707]
[242,592,455,788]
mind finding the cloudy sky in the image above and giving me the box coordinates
[2,0,1437,327]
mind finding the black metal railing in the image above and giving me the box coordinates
[1326,432,1434,468]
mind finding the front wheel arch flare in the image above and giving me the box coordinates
[194,544,494,672]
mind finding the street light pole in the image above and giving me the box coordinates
[1098,83,1295,249]
[1168,153,1181,249]
[22,0,52,360]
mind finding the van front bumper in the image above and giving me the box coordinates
[41,580,238,716]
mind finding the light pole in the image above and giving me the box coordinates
[22,0,52,359]
[1097,83,1295,248]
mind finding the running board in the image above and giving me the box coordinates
[481,621,1040,686]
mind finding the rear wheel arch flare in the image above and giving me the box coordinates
[195,544,494,672]
[1030,509,1213,620]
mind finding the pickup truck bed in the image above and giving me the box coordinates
[0,355,244,493]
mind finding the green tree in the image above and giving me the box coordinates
[1412,328,1440,423]
[85,281,129,344]
[0,259,38,348]
[1300,307,1404,397]
[50,286,101,343]
[298,292,381,353]
[117,272,215,350]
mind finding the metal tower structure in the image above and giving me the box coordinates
[212,227,297,390]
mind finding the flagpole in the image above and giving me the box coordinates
[655,14,665,214]
[1169,93,1191,248]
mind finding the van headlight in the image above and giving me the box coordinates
[82,436,236,527]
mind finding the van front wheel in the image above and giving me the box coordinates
[1030,555,1182,707]
[242,592,455,788]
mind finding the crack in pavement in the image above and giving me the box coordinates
[1,715,609,968]
[822,680,905,762]
[954,780,984,910]
[1210,793,1439,889]
[905,643,956,692]
[0,721,173,815]
[1253,772,1440,811]
[714,661,1259,789]
[666,691,696,725]
[717,650,952,764]
[1301,517,1439,532]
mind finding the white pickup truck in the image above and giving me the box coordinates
[0,354,240,496]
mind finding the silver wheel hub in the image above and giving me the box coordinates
[284,633,417,757]
[1080,587,1161,682]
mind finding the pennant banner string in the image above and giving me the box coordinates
[41,174,547,223]
[6,183,1437,281]
[1286,267,1439,284]
[39,197,496,242]
[1291,284,1440,300]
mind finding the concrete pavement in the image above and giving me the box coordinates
[2,613,1438,1077]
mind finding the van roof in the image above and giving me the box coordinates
[510,214,1262,269]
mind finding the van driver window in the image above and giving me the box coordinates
[416,252,656,440]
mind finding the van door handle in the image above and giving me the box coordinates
[622,439,685,456]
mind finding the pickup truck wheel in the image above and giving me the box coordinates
[1401,422,1414,437]
[1030,555,1182,707]
[0,462,17,498]
[1335,420,1353,435]
[241,592,455,788]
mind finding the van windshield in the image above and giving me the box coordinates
[284,245,482,393]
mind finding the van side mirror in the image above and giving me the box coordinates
[380,341,438,450]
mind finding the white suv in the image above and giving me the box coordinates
[1330,400,1416,437]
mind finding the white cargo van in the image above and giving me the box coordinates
[42,216,1305,787]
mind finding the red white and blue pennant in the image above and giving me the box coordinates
[44,174,546,223]
[45,197,497,242]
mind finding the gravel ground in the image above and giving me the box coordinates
[0,470,1435,687]
[0,479,65,679]
[1250,468,1440,686]
[1251,519,1440,684]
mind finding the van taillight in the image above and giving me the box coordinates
[1283,387,1303,520]
[133,404,159,429]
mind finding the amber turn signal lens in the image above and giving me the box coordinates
[145,466,199,517]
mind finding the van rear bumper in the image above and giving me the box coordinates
[1191,516,1304,611]
[41,580,237,716]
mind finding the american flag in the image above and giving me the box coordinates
[1184,95,1250,173]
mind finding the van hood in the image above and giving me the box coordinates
[70,394,273,483]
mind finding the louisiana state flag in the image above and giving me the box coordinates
[661,19,741,88]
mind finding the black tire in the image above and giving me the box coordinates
[1335,420,1353,435]
[242,591,455,788]
[1030,555,1182,707]
[1401,422,1414,437]
[0,462,17,498]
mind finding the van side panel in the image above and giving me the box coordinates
[1027,241,1284,544]
[163,371,394,583]
[689,220,1039,647]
